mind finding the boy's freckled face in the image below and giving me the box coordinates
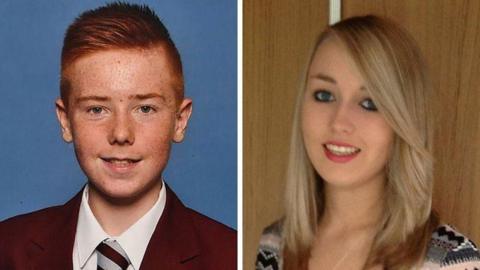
[56,47,191,201]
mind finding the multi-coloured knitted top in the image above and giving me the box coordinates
[256,222,480,270]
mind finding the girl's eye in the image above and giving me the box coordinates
[313,90,335,102]
[139,105,155,114]
[360,98,378,111]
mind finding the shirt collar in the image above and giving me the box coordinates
[75,181,166,270]
[116,184,166,269]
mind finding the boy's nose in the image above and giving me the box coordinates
[108,114,135,145]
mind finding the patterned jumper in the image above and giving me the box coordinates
[256,221,480,270]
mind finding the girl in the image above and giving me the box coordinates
[256,16,480,270]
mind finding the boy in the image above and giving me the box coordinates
[0,3,236,269]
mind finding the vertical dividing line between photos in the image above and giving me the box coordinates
[237,0,243,269]
[329,0,342,25]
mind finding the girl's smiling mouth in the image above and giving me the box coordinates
[323,142,361,163]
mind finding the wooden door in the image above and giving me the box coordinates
[243,0,329,268]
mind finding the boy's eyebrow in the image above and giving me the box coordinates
[74,93,167,103]
[129,93,167,102]
[74,95,110,104]
[310,73,337,84]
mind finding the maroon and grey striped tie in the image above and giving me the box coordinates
[96,240,131,270]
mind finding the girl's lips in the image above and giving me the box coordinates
[323,144,360,163]
[324,140,358,148]
[324,143,360,155]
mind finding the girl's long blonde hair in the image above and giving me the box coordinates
[283,15,439,270]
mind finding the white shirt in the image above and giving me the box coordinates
[72,182,166,270]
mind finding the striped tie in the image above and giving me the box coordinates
[96,239,131,270]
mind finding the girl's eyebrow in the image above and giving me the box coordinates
[310,72,336,84]
[311,72,367,92]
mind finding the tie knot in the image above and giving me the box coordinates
[96,240,131,270]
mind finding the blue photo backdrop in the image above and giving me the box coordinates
[0,0,237,229]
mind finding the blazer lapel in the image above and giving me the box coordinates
[140,185,201,270]
[27,190,82,270]
[22,185,201,270]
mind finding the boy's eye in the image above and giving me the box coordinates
[360,98,378,111]
[313,90,335,102]
[138,105,155,114]
[87,106,105,114]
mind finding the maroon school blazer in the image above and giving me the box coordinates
[0,185,237,270]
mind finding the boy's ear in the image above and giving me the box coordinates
[173,98,193,143]
[55,98,73,143]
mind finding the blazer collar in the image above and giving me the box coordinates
[140,185,201,269]
[28,189,82,270]
[26,184,201,270]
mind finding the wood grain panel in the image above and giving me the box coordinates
[343,0,480,243]
[243,0,328,268]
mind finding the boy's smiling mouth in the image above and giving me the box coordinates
[100,157,142,171]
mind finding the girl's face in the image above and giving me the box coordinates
[301,38,394,189]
